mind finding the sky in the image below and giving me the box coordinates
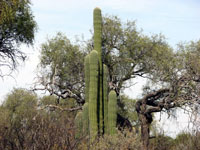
[0,0,200,136]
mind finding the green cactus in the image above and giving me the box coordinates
[108,90,117,135]
[82,102,89,135]
[80,8,118,141]
[93,7,103,134]
[89,50,99,141]
[84,55,90,103]
[103,64,109,134]
[75,111,83,139]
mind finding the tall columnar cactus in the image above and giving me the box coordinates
[103,64,109,134]
[108,90,117,135]
[84,55,90,103]
[89,50,99,140]
[93,7,103,133]
[78,7,118,141]
[75,111,83,139]
[82,102,89,135]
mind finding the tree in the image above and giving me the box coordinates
[135,40,200,150]
[1,88,38,149]
[35,15,171,104]
[0,0,37,76]
[35,33,85,104]
[88,15,174,96]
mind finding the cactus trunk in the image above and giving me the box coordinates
[93,7,103,135]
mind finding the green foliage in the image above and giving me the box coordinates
[93,15,175,86]
[150,132,200,150]
[39,95,58,105]
[0,0,37,75]
[0,88,81,149]
[118,95,139,130]
[150,134,174,150]
[89,50,99,140]
[108,90,117,135]
[3,88,37,128]
[174,132,192,143]
[177,41,200,76]
[172,132,200,150]
[38,32,85,103]
[37,12,176,105]
[36,8,200,149]
[0,0,37,44]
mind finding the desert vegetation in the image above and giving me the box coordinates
[0,1,200,150]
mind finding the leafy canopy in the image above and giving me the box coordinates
[36,15,173,104]
[0,0,37,76]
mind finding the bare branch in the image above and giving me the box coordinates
[41,104,82,112]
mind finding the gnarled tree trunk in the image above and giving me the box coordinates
[136,100,153,150]
[139,113,151,150]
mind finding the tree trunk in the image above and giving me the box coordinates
[136,100,153,150]
[140,114,150,150]
[139,114,150,150]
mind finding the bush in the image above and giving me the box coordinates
[172,132,200,150]
[149,134,174,150]
[0,89,81,150]
[78,130,141,150]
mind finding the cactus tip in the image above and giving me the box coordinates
[94,7,101,11]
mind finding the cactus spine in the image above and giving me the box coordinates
[93,7,103,134]
[89,50,99,140]
[108,90,117,135]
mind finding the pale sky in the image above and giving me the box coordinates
[0,0,200,136]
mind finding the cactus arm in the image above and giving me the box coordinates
[82,102,89,135]
[84,55,90,103]
[108,90,117,135]
[89,50,99,141]
[103,64,109,134]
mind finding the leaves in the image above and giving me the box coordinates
[0,0,37,76]
[36,33,85,103]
